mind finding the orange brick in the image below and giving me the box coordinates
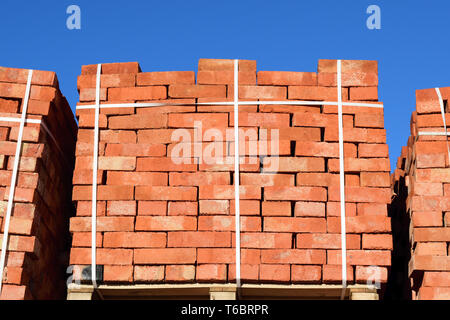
[356,203,387,216]
[295,142,356,158]
[412,211,443,227]
[318,72,378,87]
[360,172,391,187]
[135,216,197,231]
[318,60,377,74]
[105,143,166,157]
[197,248,260,264]
[264,186,327,201]
[414,228,450,242]
[288,86,339,101]
[230,200,260,216]
[240,173,294,186]
[199,200,229,215]
[70,217,134,232]
[297,233,360,249]
[168,231,230,247]
[322,265,354,283]
[134,248,196,264]
[362,234,393,250]
[107,172,167,186]
[230,85,286,99]
[239,232,292,249]
[134,265,164,282]
[260,264,290,282]
[199,185,260,200]
[418,287,450,300]
[291,265,322,283]
[328,186,391,203]
[136,186,197,201]
[197,70,255,85]
[261,201,291,216]
[198,216,260,232]
[264,217,326,233]
[109,86,166,101]
[292,113,353,128]
[82,62,141,75]
[261,249,325,264]
[166,265,195,281]
[422,272,450,287]
[358,144,389,158]
[137,201,167,215]
[77,74,135,89]
[229,264,259,281]
[198,59,256,71]
[325,128,386,144]
[327,250,391,266]
[103,265,133,282]
[169,172,229,186]
[169,85,226,98]
[327,216,391,233]
[349,87,378,101]
[168,201,197,216]
[70,248,133,265]
[72,186,134,201]
[265,157,325,172]
[411,255,450,271]
[196,264,227,282]
[294,202,325,217]
[415,243,447,256]
[103,232,166,248]
[109,114,167,129]
[136,158,197,172]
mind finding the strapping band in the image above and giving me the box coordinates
[91,64,101,287]
[233,60,241,288]
[337,60,348,300]
[435,88,450,163]
[0,70,33,294]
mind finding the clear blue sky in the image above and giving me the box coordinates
[1,0,449,170]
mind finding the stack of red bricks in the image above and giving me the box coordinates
[0,67,77,299]
[391,87,450,300]
[70,59,392,288]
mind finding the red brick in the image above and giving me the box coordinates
[411,255,450,271]
[230,85,286,99]
[168,202,197,216]
[170,172,229,186]
[362,234,393,250]
[296,233,360,249]
[360,172,391,187]
[294,202,326,217]
[168,231,230,247]
[261,249,325,264]
[109,114,167,129]
[136,158,197,172]
[70,248,133,265]
[416,154,446,168]
[292,113,353,128]
[415,243,447,256]
[77,74,135,89]
[230,200,260,216]
[107,172,167,186]
[135,186,197,201]
[291,265,322,283]
[198,216,260,232]
[358,144,389,158]
[198,59,256,71]
[70,217,134,232]
[327,250,391,266]
[109,86,166,101]
[168,113,228,128]
[196,264,227,282]
[412,182,443,196]
[356,203,387,216]
[264,186,327,201]
[100,130,136,143]
[412,211,443,227]
[418,287,450,300]
[197,248,260,264]
[355,266,388,283]
[199,185,260,200]
[318,60,377,74]
[72,232,102,247]
[288,86,339,101]
[82,62,141,75]
[413,228,450,242]
[318,72,378,87]
[230,112,289,127]
[72,186,134,201]
[263,157,324,173]
[137,71,195,85]
[262,201,291,216]
[240,173,294,186]
[75,201,106,217]
[422,272,450,287]
[166,265,195,281]
[229,264,259,281]
[260,264,290,282]
[295,142,356,158]
[169,85,226,98]
[239,233,292,249]
[0,67,57,86]
[103,232,166,248]
[325,128,386,144]
[199,200,229,215]
[103,265,133,282]
[134,248,196,264]
[105,143,166,157]
[134,265,164,282]
[327,216,391,233]
[0,98,19,113]
[135,216,197,231]
[79,88,107,101]
[328,186,391,203]
[137,201,167,216]
[264,217,326,233]
[322,264,355,283]
[350,87,378,100]
[0,285,30,300]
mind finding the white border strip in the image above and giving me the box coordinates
[435,88,450,162]
[91,64,101,287]
[0,70,33,294]
[234,59,241,288]
[76,100,384,110]
[337,60,347,300]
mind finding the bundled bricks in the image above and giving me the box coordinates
[0,67,77,299]
[391,87,450,300]
[69,59,392,288]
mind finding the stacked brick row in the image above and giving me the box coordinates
[0,67,77,299]
[70,59,392,288]
[391,87,450,300]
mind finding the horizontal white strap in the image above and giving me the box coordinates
[0,117,41,124]
[418,131,450,136]
[76,100,384,110]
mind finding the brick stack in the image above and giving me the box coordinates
[0,67,77,299]
[391,87,450,300]
[70,59,392,289]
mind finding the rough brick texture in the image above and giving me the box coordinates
[391,86,450,300]
[0,66,77,299]
[69,59,391,289]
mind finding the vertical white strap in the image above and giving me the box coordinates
[233,59,241,288]
[337,60,347,300]
[91,64,101,287]
[435,88,450,163]
[0,70,33,294]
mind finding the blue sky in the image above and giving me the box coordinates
[1,0,449,170]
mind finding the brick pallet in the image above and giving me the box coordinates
[391,87,450,300]
[69,58,392,294]
[0,67,77,299]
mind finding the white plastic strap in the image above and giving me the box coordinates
[418,131,450,136]
[76,100,383,110]
[435,88,450,163]
[91,64,101,287]
[0,117,41,124]
[0,70,33,294]
[234,59,241,288]
[337,60,347,300]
